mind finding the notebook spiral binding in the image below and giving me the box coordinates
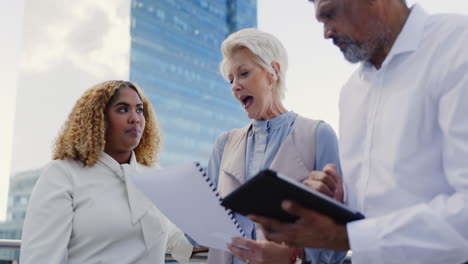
[194,162,246,237]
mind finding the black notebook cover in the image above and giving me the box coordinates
[221,169,365,224]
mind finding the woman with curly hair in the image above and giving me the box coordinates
[20,80,193,264]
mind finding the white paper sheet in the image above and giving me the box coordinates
[129,163,244,251]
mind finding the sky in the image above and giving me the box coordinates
[1,0,468,221]
[0,0,130,221]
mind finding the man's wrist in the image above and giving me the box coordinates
[332,225,350,251]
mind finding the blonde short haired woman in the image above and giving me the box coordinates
[206,28,346,264]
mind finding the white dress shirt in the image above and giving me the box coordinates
[340,4,468,264]
[20,151,192,264]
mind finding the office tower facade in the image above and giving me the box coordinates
[5,170,41,223]
[0,169,41,262]
[130,0,257,166]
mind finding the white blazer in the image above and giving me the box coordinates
[20,151,192,264]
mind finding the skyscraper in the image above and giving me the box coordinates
[130,0,257,166]
[0,169,41,262]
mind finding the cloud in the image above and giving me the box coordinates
[18,0,130,78]
[11,0,131,173]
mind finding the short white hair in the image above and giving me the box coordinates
[220,28,288,100]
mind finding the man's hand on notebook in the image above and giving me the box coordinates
[249,201,350,251]
[303,163,343,202]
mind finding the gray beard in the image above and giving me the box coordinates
[338,21,392,64]
[341,38,371,63]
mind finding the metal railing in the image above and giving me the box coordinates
[0,240,209,262]
[0,240,20,250]
[0,239,353,263]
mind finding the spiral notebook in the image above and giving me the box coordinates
[128,162,245,251]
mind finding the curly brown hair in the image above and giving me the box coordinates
[53,80,161,167]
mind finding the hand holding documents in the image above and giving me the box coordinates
[221,169,365,224]
[129,163,245,251]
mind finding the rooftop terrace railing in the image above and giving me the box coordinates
[0,239,355,263]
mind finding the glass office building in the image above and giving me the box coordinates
[0,169,41,262]
[130,0,257,166]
